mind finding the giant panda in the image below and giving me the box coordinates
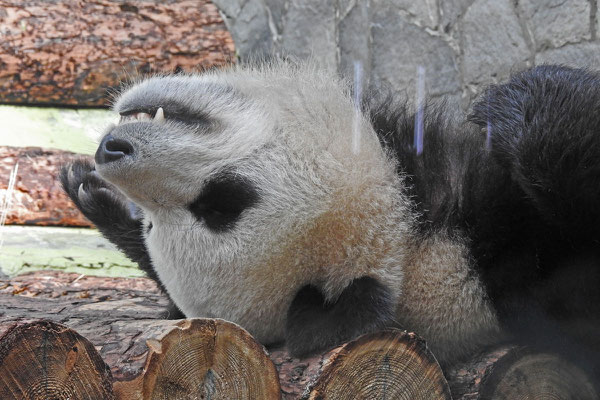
[61,62,600,371]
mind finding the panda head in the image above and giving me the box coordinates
[95,62,412,343]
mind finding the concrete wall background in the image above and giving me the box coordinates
[212,0,600,110]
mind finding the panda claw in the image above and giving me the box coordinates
[78,183,88,201]
[68,167,76,186]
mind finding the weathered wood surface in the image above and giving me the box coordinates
[1,272,281,398]
[2,272,452,399]
[271,331,452,399]
[0,106,112,155]
[304,331,451,400]
[112,319,281,400]
[0,0,234,106]
[0,271,168,382]
[2,271,596,399]
[445,345,515,399]
[0,319,115,399]
[1,225,141,277]
[1,146,92,226]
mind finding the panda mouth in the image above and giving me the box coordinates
[118,103,211,127]
[119,107,165,124]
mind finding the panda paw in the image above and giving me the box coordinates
[285,277,397,358]
[60,159,132,226]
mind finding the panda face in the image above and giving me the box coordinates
[95,64,410,344]
[97,77,270,211]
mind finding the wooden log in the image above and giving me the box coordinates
[0,269,160,300]
[1,146,93,227]
[0,0,234,106]
[3,272,451,398]
[112,319,281,400]
[0,271,171,381]
[271,330,451,399]
[1,272,281,399]
[1,225,140,277]
[446,345,599,399]
[445,345,515,399]
[4,271,599,399]
[0,319,115,399]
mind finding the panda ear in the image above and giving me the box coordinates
[285,276,397,357]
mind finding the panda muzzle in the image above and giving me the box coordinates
[95,134,134,165]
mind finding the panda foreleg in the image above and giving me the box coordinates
[60,159,152,272]
[60,159,184,319]
[285,276,397,357]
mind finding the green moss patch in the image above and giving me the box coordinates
[0,226,144,278]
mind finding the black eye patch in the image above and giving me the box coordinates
[188,173,259,233]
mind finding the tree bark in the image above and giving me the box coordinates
[1,146,93,227]
[0,0,234,106]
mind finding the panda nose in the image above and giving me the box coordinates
[95,134,134,165]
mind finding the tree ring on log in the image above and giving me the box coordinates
[138,319,281,400]
[0,319,114,399]
[479,347,599,400]
[305,329,451,400]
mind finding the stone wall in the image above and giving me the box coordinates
[212,0,599,109]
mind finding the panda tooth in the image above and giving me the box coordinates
[137,112,152,121]
[154,107,165,123]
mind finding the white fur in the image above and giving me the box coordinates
[99,61,500,362]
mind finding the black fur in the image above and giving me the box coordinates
[59,159,184,319]
[469,66,600,380]
[188,173,259,233]
[466,66,600,319]
[369,65,600,379]
[285,277,396,357]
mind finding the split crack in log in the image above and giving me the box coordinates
[302,330,451,400]
[112,319,281,399]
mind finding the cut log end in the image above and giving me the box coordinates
[0,320,114,400]
[479,348,599,400]
[306,330,451,400]
[114,319,281,400]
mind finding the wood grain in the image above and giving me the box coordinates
[0,319,115,399]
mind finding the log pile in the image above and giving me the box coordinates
[1,271,597,399]
[0,0,234,106]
